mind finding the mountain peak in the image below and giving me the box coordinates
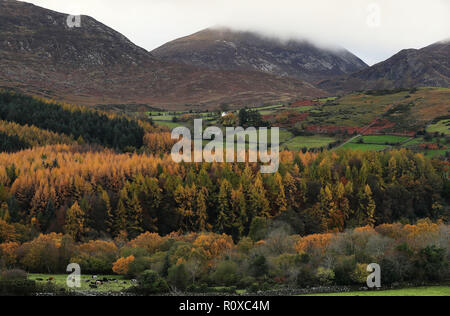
[152,27,368,83]
[0,1,325,109]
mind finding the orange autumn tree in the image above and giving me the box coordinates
[0,219,17,243]
[112,255,135,275]
[295,233,334,255]
[0,241,20,268]
[128,232,164,255]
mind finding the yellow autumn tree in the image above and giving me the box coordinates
[64,202,87,241]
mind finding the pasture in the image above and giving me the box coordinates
[427,119,450,135]
[283,136,336,150]
[340,143,389,152]
[28,274,133,293]
[353,135,411,145]
[302,286,450,297]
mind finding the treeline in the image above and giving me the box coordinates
[0,221,448,291]
[0,121,75,147]
[0,91,145,151]
[0,132,29,153]
[0,145,448,242]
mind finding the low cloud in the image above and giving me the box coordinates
[22,0,450,65]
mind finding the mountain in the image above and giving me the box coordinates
[0,0,324,110]
[152,27,368,83]
[319,40,450,93]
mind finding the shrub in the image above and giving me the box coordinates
[1,269,27,281]
[316,267,335,286]
[333,256,357,285]
[414,245,447,282]
[212,261,240,286]
[168,264,189,291]
[128,256,152,277]
[249,255,269,278]
[135,270,169,295]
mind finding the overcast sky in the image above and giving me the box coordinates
[21,0,450,65]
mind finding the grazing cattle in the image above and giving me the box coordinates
[92,275,98,279]
[89,284,98,289]
[96,281,103,286]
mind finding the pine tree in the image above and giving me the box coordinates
[64,202,86,241]
[216,180,233,234]
[196,188,208,232]
[248,175,270,220]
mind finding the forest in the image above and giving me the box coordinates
[0,91,448,294]
[0,91,146,151]
[0,146,448,241]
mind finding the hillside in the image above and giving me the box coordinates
[320,41,450,93]
[153,27,368,83]
[0,0,325,110]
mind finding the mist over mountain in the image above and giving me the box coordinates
[152,28,368,83]
[319,40,450,93]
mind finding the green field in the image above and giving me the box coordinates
[283,136,335,150]
[303,286,450,297]
[341,143,390,151]
[29,274,132,293]
[353,135,411,145]
[427,119,450,135]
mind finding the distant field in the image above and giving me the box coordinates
[153,121,186,129]
[427,119,450,135]
[424,150,448,158]
[151,115,174,121]
[354,135,411,145]
[283,136,335,150]
[29,274,132,293]
[341,143,389,151]
[303,286,450,297]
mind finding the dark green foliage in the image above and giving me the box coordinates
[134,270,169,295]
[167,264,189,291]
[249,255,269,278]
[0,132,29,153]
[414,246,448,282]
[0,91,144,151]
[212,260,240,286]
[238,108,267,127]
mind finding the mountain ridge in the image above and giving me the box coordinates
[0,0,325,110]
[319,41,450,93]
[152,27,369,83]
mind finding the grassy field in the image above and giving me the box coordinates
[427,119,450,135]
[29,274,133,293]
[353,135,411,145]
[283,136,335,150]
[341,143,390,151]
[303,286,450,297]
